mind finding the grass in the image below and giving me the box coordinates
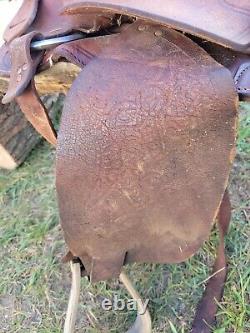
[0,103,249,333]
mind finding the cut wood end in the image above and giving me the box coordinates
[34,63,81,95]
[0,62,81,95]
[0,144,17,169]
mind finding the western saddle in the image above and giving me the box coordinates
[0,1,249,332]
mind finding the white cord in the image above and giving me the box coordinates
[64,261,81,333]
[119,270,152,333]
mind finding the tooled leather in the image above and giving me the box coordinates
[2,32,44,104]
[56,22,237,282]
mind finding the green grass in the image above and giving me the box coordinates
[0,104,249,333]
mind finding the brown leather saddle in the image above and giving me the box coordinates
[1,1,249,332]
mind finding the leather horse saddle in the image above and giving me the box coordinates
[1,1,249,332]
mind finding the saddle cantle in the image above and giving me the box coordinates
[0,0,248,332]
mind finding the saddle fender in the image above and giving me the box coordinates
[56,22,238,282]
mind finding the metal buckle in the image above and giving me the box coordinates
[30,32,86,51]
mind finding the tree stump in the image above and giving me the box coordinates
[0,95,60,169]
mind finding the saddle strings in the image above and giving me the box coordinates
[63,266,152,333]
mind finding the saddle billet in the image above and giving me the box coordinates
[0,1,249,332]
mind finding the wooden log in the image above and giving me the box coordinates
[0,1,81,169]
[0,63,81,96]
[0,94,61,169]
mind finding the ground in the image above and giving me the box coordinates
[0,102,249,333]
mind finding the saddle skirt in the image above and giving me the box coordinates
[55,22,238,281]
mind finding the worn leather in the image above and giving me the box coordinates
[0,2,244,331]
[231,58,250,101]
[2,31,44,104]
[63,0,250,53]
[16,81,57,145]
[191,190,231,333]
[1,0,249,108]
[4,0,115,43]
[3,0,39,43]
[192,41,250,101]
[4,0,250,53]
[52,33,118,67]
[0,44,11,78]
[56,22,237,281]
[53,33,250,103]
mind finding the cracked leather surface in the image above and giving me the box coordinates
[56,23,238,282]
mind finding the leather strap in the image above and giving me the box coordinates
[16,81,57,146]
[0,29,57,145]
[191,189,231,332]
[195,41,250,101]
[2,31,44,104]
[233,61,250,102]
[0,43,11,78]
[3,0,40,43]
